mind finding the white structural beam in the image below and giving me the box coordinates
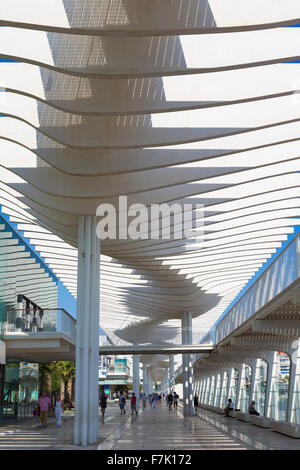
[1,0,300,438]
[99,344,214,355]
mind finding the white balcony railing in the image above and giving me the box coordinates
[4,308,76,342]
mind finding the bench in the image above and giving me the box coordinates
[210,405,219,413]
[236,411,251,422]
[202,404,211,410]
[249,415,271,428]
[215,407,225,415]
[228,410,237,418]
[271,421,300,438]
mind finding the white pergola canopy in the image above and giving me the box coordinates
[0,0,299,377]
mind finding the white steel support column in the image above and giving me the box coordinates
[219,371,226,408]
[211,374,218,406]
[204,377,210,404]
[182,312,194,416]
[181,312,189,415]
[143,364,148,394]
[235,364,244,411]
[200,379,205,402]
[287,340,300,423]
[169,354,174,391]
[227,368,236,406]
[133,354,140,410]
[265,351,277,419]
[147,368,153,395]
[202,377,209,404]
[249,360,258,405]
[162,369,168,393]
[249,359,259,404]
[200,378,207,403]
[74,215,100,446]
[187,312,195,416]
[165,367,168,392]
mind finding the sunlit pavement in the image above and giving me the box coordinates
[196,408,300,450]
[1,402,300,450]
[0,402,247,450]
[98,401,249,450]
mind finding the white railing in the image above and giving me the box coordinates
[213,233,300,344]
[4,308,76,342]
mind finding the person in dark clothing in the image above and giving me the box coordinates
[225,398,234,417]
[167,393,173,411]
[248,401,260,416]
[100,393,108,420]
[194,394,199,411]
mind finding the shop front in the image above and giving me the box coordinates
[0,359,39,421]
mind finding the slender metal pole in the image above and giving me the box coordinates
[182,312,189,416]
[187,312,195,416]
[133,355,140,410]
[74,216,100,446]
[143,364,148,394]
[74,216,84,445]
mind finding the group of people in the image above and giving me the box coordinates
[116,390,182,414]
[36,392,64,428]
[224,398,260,417]
[37,388,187,427]
[164,391,179,410]
[111,391,139,416]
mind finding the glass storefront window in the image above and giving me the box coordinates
[2,361,19,419]
[0,360,39,420]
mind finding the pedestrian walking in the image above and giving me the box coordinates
[38,392,51,428]
[119,391,126,415]
[224,398,234,417]
[131,392,138,415]
[142,392,147,409]
[152,393,158,409]
[167,392,173,411]
[100,392,108,420]
[173,392,179,410]
[194,394,199,412]
[54,393,63,427]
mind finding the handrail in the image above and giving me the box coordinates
[200,231,300,345]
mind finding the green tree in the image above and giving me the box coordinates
[39,361,75,402]
[39,363,55,395]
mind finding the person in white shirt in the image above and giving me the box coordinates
[54,393,63,427]
[142,392,147,409]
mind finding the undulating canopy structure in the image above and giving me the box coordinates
[0,0,300,381]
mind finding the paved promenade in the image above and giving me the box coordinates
[0,401,300,450]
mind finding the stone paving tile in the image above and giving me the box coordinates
[105,402,247,451]
[196,408,300,450]
[2,401,300,450]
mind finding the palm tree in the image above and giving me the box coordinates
[39,363,55,395]
[55,361,75,402]
[39,361,75,402]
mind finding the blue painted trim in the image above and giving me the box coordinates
[0,207,58,284]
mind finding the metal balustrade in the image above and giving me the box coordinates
[4,308,76,342]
